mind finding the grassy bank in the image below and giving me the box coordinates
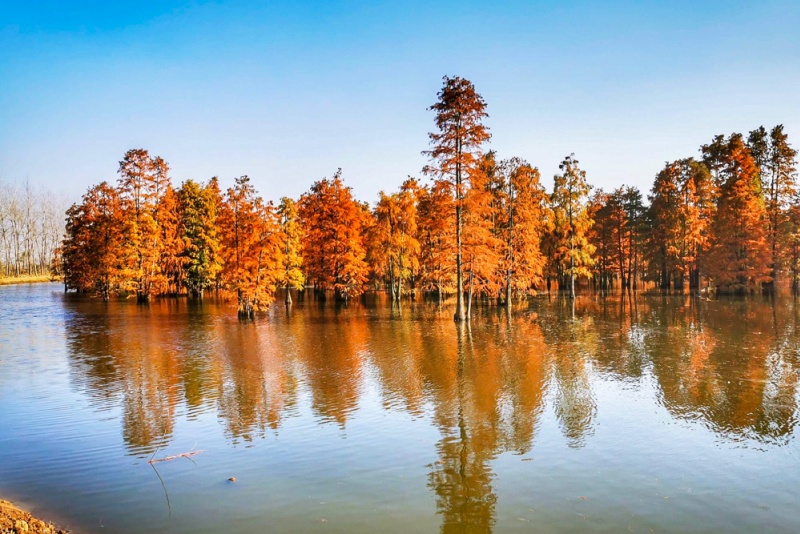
[0,499,67,533]
[0,275,57,286]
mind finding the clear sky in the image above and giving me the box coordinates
[1,0,798,204]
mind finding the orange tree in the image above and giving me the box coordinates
[298,170,369,301]
[218,176,282,317]
[706,135,770,292]
[63,182,126,300]
[423,76,490,321]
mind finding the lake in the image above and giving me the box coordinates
[0,283,798,533]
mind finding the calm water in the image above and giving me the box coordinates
[0,283,798,533]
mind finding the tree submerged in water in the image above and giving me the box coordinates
[423,76,491,321]
[218,176,282,318]
[58,79,799,313]
[298,169,370,303]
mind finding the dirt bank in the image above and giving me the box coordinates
[0,500,67,533]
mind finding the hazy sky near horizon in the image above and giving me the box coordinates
[1,0,798,203]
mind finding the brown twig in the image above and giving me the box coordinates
[147,450,205,464]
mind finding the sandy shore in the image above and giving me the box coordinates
[0,499,68,533]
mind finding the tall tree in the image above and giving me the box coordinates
[587,190,616,291]
[0,181,65,278]
[551,154,594,298]
[607,189,629,290]
[417,182,456,300]
[117,149,170,302]
[157,183,184,295]
[749,125,798,286]
[179,178,222,297]
[62,182,125,300]
[706,135,770,291]
[587,187,644,292]
[462,152,501,316]
[368,179,421,302]
[648,162,682,290]
[621,186,646,290]
[648,159,714,291]
[298,170,370,301]
[277,196,305,305]
[423,76,490,321]
[679,162,715,291]
[493,157,548,305]
[218,176,282,317]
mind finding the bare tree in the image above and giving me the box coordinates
[0,180,68,279]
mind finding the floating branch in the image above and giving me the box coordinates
[148,450,205,464]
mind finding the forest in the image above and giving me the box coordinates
[0,181,65,279]
[46,76,799,318]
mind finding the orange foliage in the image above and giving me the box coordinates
[218,176,282,317]
[706,136,771,290]
[494,156,548,301]
[298,170,370,301]
[417,181,456,298]
[63,182,125,300]
[60,87,797,312]
[367,178,421,300]
[423,76,491,320]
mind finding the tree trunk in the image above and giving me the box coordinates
[455,198,465,321]
[505,270,512,309]
[569,256,575,299]
[466,268,475,319]
[568,204,575,299]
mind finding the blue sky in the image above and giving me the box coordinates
[1,0,798,203]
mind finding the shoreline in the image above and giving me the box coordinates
[0,499,67,533]
[0,275,58,286]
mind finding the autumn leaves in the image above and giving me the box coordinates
[63,167,301,316]
[298,171,369,303]
[60,76,798,314]
[61,159,375,315]
[644,128,798,294]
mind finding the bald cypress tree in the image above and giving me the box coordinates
[423,76,490,321]
[707,135,770,292]
[551,154,594,298]
[748,125,798,287]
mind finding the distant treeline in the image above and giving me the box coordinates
[0,181,65,278]
[59,76,798,317]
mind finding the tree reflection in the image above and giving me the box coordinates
[364,310,548,533]
[60,291,800,531]
[291,303,367,426]
[64,298,180,454]
[63,298,122,411]
[215,321,298,443]
[540,297,598,448]
[427,323,497,533]
[646,296,800,443]
[63,296,300,453]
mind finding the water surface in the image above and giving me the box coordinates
[0,283,798,533]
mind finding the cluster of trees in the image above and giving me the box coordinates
[0,181,65,278]
[61,150,306,317]
[61,76,798,317]
[604,126,799,295]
